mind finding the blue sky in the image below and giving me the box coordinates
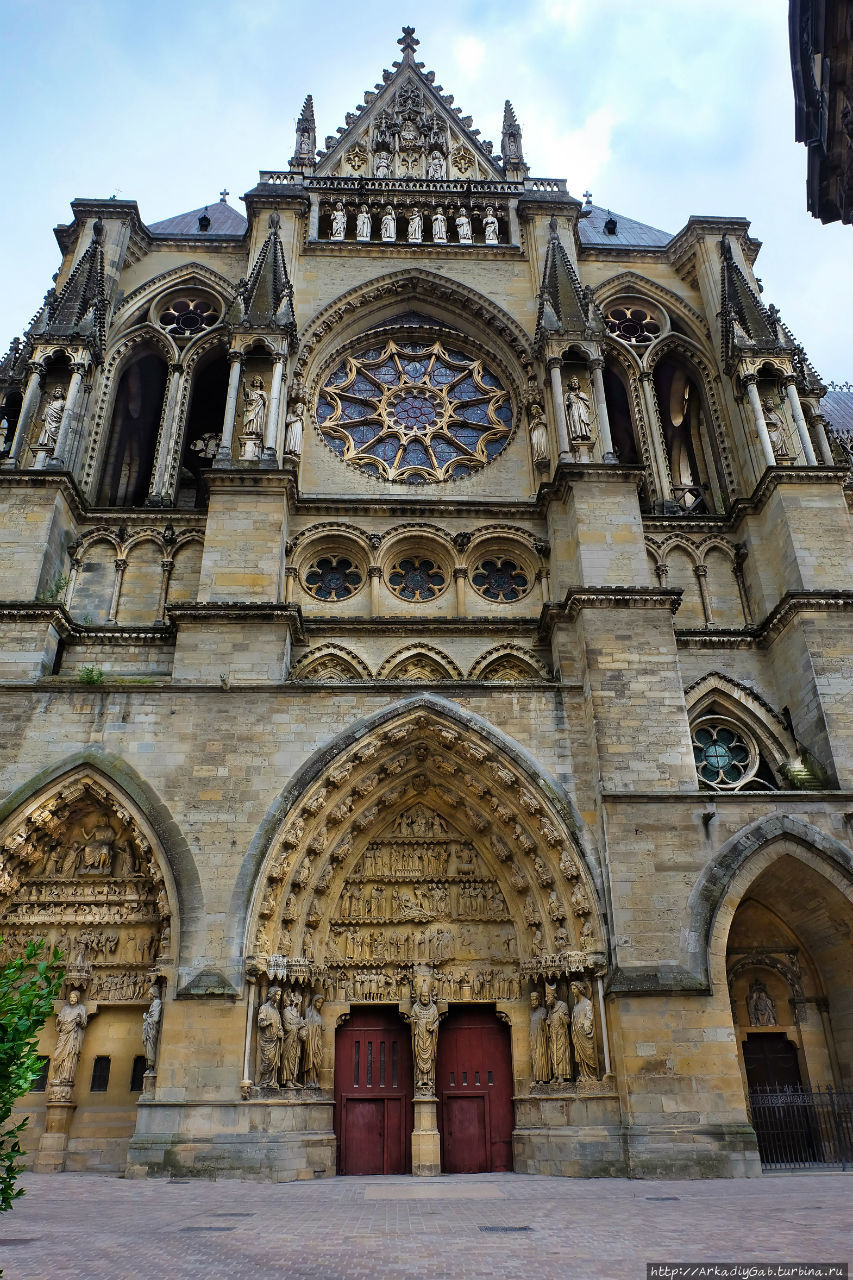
[1,0,850,380]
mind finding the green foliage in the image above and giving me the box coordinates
[78,665,105,685]
[0,939,65,1214]
[36,573,69,604]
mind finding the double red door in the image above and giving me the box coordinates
[436,1007,514,1173]
[334,1008,413,1175]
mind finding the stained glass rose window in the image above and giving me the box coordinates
[604,305,660,346]
[692,719,757,790]
[315,338,513,483]
[158,296,219,337]
[387,557,447,602]
[302,555,363,601]
[471,557,530,602]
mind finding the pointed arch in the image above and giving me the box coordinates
[378,645,463,681]
[468,644,551,682]
[593,271,708,346]
[110,263,236,338]
[290,644,373,681]
[684,671,796,777]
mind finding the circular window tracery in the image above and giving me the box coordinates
[157,294,220,339]
[387,556,447,602]
[605,305,660,346]
[471,557,530,603]
[316,338,513,484]
[302,554,363,601]
[693,718,759,790]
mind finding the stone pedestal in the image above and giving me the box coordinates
[34,1099,75,1173]
[411,1096,441,1176]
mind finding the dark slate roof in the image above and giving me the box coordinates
[578,203,672,249]
[148,200,248,238]
[822,387,853,437]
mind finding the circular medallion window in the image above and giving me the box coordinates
[315,338,513,483]
[156,293,220,339]
[387,556,447,602]
[692,718,757,790]
[605,304,660,346]
[471,557,530,602]
[302,554,363,601]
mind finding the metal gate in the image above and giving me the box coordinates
[748,1086,853,1170]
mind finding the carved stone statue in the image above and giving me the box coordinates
[331,202,347,240]
[142,984,162,1070]
[428,151,446,179]
[51,990,88,1086]
[762,396,792,460]
[408,208,423,244]
[529,990,551,1083]
[432,207,447,244]
[565,376,592,443]
[80,820,115,873]
[301,994,324,1087]
[256,986,284,1087]
[284,380,305,456]
[281,991,306,1088]
[545,983,571,1083]
[455,208,472,244]
[356,205,372,242]
[528,402,550,467]
[374,152,392,179]
[483,207,499,245]
[241,375,267,460]
[570,980,598,1081]
[37,386,66,449]
[747,979,778,1027]
[410,980,439,1096]
[381,206,396,242]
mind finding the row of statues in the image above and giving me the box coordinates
[529,982,598,1084]
[256,988,325,1089]
[237,377,306,462]
[48,982,162,1092]
[328,202,500,246]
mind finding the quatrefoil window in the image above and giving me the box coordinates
[471,557,530,602]
[387,557,447,602]
[158,295,219,338]
[604,305,660,346]
[303,555,363,601]
[692,718,757,790]
[316,338,513,483]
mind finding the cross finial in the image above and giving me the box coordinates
[583,190,592,207]
[220,188,229,203]
[398,26,419,54]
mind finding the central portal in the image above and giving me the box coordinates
[437,1007,514,1173]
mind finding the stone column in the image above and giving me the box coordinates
[148,361,185,504]
[284,565,298,603]
[2,361,44,468]
[411,1096,441,1176]
[743,374,776,471]
[34,1098,77,1173]
[241,974,257,1097]
[108,558,127,623]
[810,413,835,466]
[638,371,673,504]
[155,558,174,624]
[547,359,571,462]
[732,545,754,626]
[784,378,818,466]
[693,563,713,625]
[589,358,616,461]
[262,355,286,468]
[47,362,86,471]
[369,565,382,617]
[453,566,467,616]
[215,352,244,467]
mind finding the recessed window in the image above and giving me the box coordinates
[130,1055,147,1093]
[387,557,447,602]
[30,1056,50,1092]
[157,294,220,338]
[692,717,776,791]
[303,554,363,601]
[471,557,530,603]
[605,305,660,346]
[90,1055,111,1093]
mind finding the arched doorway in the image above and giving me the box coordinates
[334,1007,413,1175]
[436,1006,513,1173]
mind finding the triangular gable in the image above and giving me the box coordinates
[313,27,504,181]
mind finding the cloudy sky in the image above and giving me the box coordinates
[2,0,850,380]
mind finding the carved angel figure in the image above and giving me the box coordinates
[570,980,598,1080]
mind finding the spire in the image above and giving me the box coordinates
[291,95,317,168]
[42,218,107,358]
[226,210,295,340]
[501,99,527,175]
[534,218,592,347]
[720,235,787,374]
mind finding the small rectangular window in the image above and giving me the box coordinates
[449,1072,455,1086]
[130,1055,147,1093]
[30,1057,50,1092]
[488,1071,494,1085]
[379,1040,386,1088]
[354,1040,360,1088]
[462,1071,467,1085]
[90,1055,111,1093]
[474,1071,480,1085]
[391,1040,398,1089]
[366,1040,373,1087]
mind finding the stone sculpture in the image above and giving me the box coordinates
[432,207,447,244]
[408,208,423,244]
[284,380,305,456]
[37,386,66,449]
[356,205,372,241]
[566,376,592,443]
[331,202,347,240]
[281,991,306,1088]
[381,206,396,242]
[483,207,499,245]
[545,983,571,1083]
[747,979,777,1027]
[529,989,551,1083]
[51,990,88,1086]
[570,980,598,1080]
[301,993,324,1087]
[241,375,268,460]
[428,151,446,179]
[257,986,284,1087]
[374,152,392,179]
[410,980,439,1096]
[528,402,550,466]
[762,396,792,460]
[142,983,162,1070]
[455,208,472,244]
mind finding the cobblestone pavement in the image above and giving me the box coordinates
[1,1171,850,1280]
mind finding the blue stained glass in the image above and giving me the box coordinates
[341,400,372,421]
[484,436,507,459]
[401,360,428,380]
[360,347,383,361]
[348,423,382,446]
[494,399,513,425]
[316,396,335,424]
[444,349,469,365]
[361,462,382,478]
[480,369,501,388]
[457,404,491,424]
[327,364,348,384]
[399,441,431,469]
[452,427,484,450]
[397,341,427,353]
[367,439,400,464]
[449,463,471,478]
[453,377,481,400]
[429,361,456,387]
[393,394,437,431]
[431,437,466,465]
[371,362,400,385]
[351,374,380,397]
[405,473,428,485]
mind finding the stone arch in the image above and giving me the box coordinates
[601,340,659,501]
[290,644,373,681]
[468,644,551,682]
[684,671,795,772]
[109,263,235,339]
[378,645,463,681]
[593,271,708,346]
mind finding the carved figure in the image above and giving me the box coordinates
[241,375,267,459]
[381,206,396,242]
[142,984,162,1070]
[528,402,549,466]
[38,386,66,449]
[545,983,571,1083]
[257,987,284,1087]
[762,396,792,460]
[428,151,446,179]
[407,208,423,244]
[356,205,372,241]
[301,994,324,1086]
[483,207,499,245]
[80,821,115,873]
[455,208,472,244]
[51,991,88,1086]
[284,380,305,456]
[570,980,598,1080]
[747,979,777,1027]
[410,980,439,1096]
[529,990,551,1083]
[281,991,306,1088]
[565,376,592,443]
[374,152,392,179]
[432,207,447,244]
[331,202,347,240]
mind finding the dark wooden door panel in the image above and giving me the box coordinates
[443,1095,488,1173]
[436,1007,514,1173]
[334,1007,413,1175]
[343,1098,386,1175]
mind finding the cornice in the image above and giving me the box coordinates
[166,601,306,642]
[0,603,176,645]
[204,465,298,497]
[539,586,683,638]
[536,461,645,508]
[301,616,540,638]
[301,241,525,262]
[642,466,849,535]
[675,590,853,650]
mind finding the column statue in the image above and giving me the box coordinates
[256,986,284,1087]
[284,380,306,456]
[37,386,66,450]
[483,207,499,245]
[281,991,307,1088]
[356,205,372,242]
[762,396,792,460]
[565,376,592,443]
[529,990,551,1083]
[330,202,347,240]
[142,984,162,1070]
[432,207,447,244]
[241,376,267,461]
[528,402,550,467]
[381,206,396,242]
[50,991,88,1086]
[455,208,472,244]
[570,980,598,1081]
[407,208,423,244]
[545,983,571,1083]
[301,994,325,1087]
[410,980,439,1096]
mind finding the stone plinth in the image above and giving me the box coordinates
[33,1100,76,1173]
[411,1096,441,1177]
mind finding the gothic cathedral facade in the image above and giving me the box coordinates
[2,28,853,1181]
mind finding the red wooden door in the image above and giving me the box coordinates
[334,1007,413,1175]
[436,1007,514,1173]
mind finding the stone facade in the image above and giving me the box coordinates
[2,27,853,1182]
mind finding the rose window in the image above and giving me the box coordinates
[387,557,446,602]
[159,296,219,338]
[605,305,660,346]
[693,719,758,790]
[316,338,513,483]
[302,555,363,601]
[471,557,530,602]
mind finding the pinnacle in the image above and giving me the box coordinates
[398,25,420,55]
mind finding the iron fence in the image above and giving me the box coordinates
[748,1085,853,1170]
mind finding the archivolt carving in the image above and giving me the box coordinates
[290,644,372,681]
[468,645,551,682]
[0,772,175,998]
[246,706,605,1001]
[378,645,462,681]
